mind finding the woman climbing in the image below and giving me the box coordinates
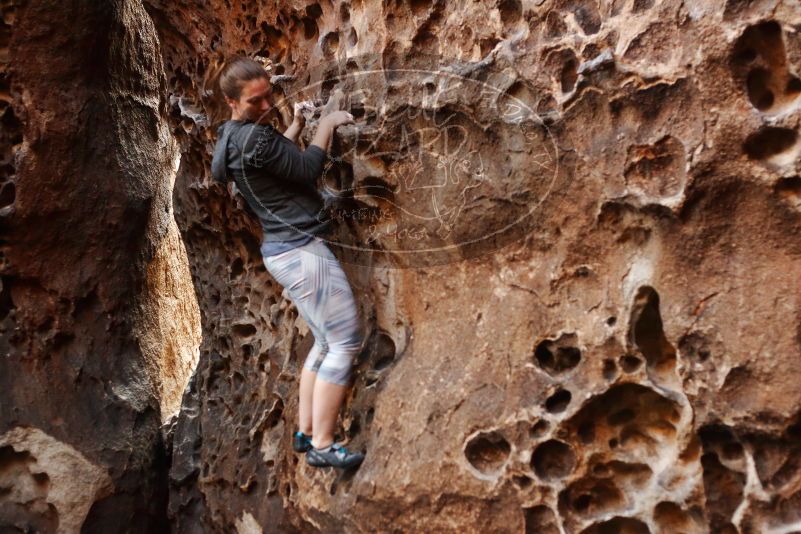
[206,55,365,470]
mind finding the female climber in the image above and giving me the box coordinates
[206,55,364,470]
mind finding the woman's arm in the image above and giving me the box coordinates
[283,117,303,144]
[309,111,354,153]
[282,101,315,145]
[244,110,354,187]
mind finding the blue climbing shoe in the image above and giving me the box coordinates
[293,431,312,453]
[306,442,365,469]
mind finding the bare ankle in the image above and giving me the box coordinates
[311,438,333,449]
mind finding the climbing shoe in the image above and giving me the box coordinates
[306,442,365,469]
[293,431,312,453]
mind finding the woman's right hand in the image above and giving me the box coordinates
[321,110,355,128]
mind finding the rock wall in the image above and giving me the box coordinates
[2,0,801,532]
[151,0,801,532]
[0,0,200,531]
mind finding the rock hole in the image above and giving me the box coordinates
[409,0,431,16]
[573,494,591,511]
[678,332,712,363]
[602,359,617,380]
[531,439,576,480]
[322,32,339,56]
[360,176,396,203]
[631,0,654,12]
[544,11,566,39]
[653,501,697,533]
[607,408,636,426]
[339,3,350,22]
[232,322,257,338]
[747,68,775,110]
[513,474,533,489]
[465,431,511,475]
[775,176,801,209]
[567,2,601,35]
[721,442,744,461]
[545,388,571,413]
[558,468,639,522]
[412,29,437,49]
[743,127,798,163]
[230,257,244,279]
[732,20,800,114]
[593,463,609,476]
[503,80,537,114]
[359,329,396,369]
[579,516,651,534]
[578,421,595,443]
[302,17,318,40]
[480,37,501,56]
[530,419,550,438]
[606,316,617,326]
[347,417,361,437]
[0,181,15,209]
[732,21,783,66]
[701,452,745,532]
[561,57,578,92]
[231,371,244,391]
[523,505,560,534]
[534,333,581,375]
[629,286,676,382]
[566,383,680,459]
[305,4,323,18]
[619,355,642,372]
[498,0,523,27]
[734,47,757,63]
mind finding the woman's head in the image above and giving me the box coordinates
[204,55,275,125]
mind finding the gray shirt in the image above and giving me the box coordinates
[211,119,334,247]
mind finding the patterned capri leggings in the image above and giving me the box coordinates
[262,237,363,386]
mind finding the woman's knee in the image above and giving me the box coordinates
[316,331,362,385]
[303,338,328,371]
[317,364,352,386]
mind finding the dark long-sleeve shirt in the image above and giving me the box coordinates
[211,119,334,246]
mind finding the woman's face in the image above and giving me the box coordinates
[227,76,274,123]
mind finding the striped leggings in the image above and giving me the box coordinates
[262,237,363,386]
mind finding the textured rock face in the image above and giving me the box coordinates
[0,0,200,531]
[149,0,801,532]
[3,0,801,533]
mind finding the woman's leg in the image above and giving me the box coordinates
[298,367,318,435]
[264,246,326,436]
[263,238,363,447]
[311,379,350,448]
[307,242,363,448]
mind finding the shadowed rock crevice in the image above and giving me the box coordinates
[629,286,677,383]
[743,127,799,165]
